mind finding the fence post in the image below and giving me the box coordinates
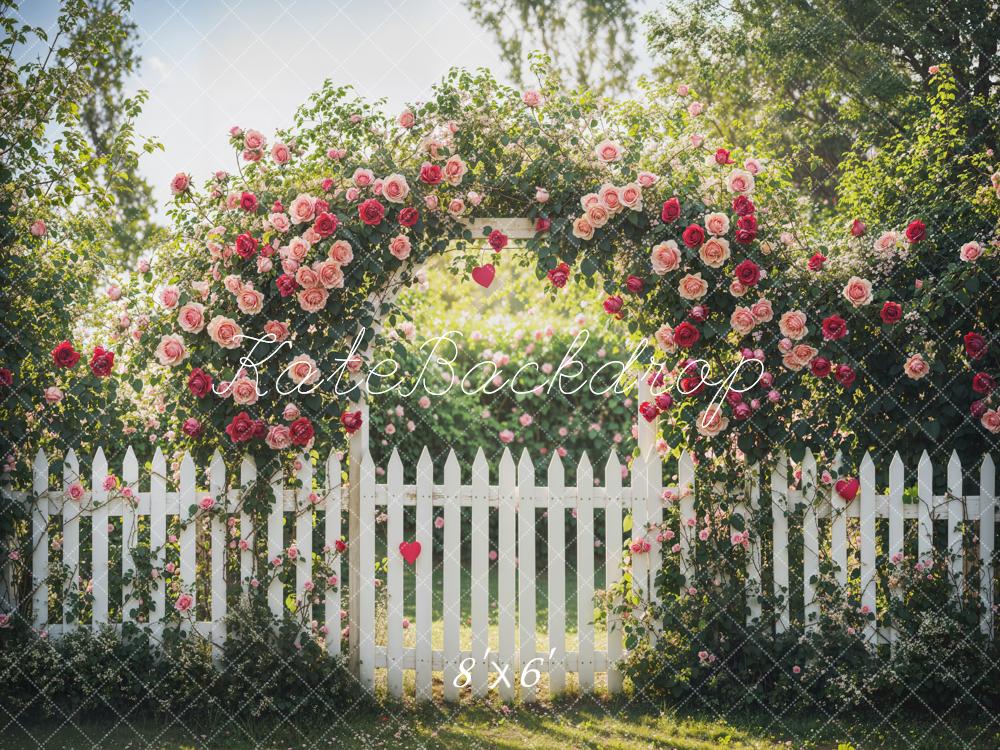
[347,396,370,681]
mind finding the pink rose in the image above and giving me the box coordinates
[263,320,289,341]
[288,193,316,224]
[654,324,677,353]
[287,354,320,385]
[236,288,264,315]
[522,89,542,107]
[619,183,642,210]
[778,310,808,340]
[637,171,657,188]
[726,169,754,194]
[30,219,47,237]
[704,212,730,236]
[959,241,982,262]
[750,298,773,323]
[982,410,1000,434]
[158,285,180,309]
[174,593,194,613]
[243,129,264,150]
[696,406,728,437]
[265,425,292,450]
[389,235,411,260]
[170,172,190,195]
[295,266,320,289]
[699,237,731,268]
[174,303,205,337]
[106,284,122,301]
[594,139,622,163]
[903,353,930,380]
[572,216,594,240]
[297,286,329,313]
[424,194,439,210]
[447,198,465,215]
[328,240,353,265]
[382,173,410,203]
[535,187,550,203]
[155,334,188,367]
[651,241,680,274]
[230,376,259,405]
[206,315,243,349]
[315,259,344,289]
[271,142,290,164]
[352,168,375,187]
[283,403,301,421]
[44,386,64,404]
[678,273,709,300]
[730,306,756,335]
[397,109,415,128]
[842,276,873,307]
[444,155,467,186]
[498,429,515,444]
[269,212,290,233]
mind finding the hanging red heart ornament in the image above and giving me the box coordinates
[835,477,860,503]
[471,263,495,288]
[399,540,422,565]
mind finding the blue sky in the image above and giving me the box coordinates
[17,0,655,210]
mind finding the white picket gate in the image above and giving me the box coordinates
[2,382,997,701]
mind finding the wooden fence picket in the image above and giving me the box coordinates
[497,448,517,701]
[746,462,762,624]
[150,448,167,632]
[61,450,79,626]
[917,451,933,562]
[517,449,537,702]
[91,447,109,629]
[295,455,313,623]
[859,453,877,642]
[324,450,342,655]
[576,452,595,692]
[887,452,905,646]
[830,451,847,588]
[470,448,490,697]
[442,450,461,701]
[604,452,624,694]
[546,452,566,696]
[209,451,227,653]
[801,449,819,631]
[386,449,404,698]
[772,452,790,633]
[179,452,197,629]
[678,451,695,591]
[239,456,256,596]
[414,447,434,701]
[947,451,964,594]
[267,468,284,618]
[122,446,138,623]
[981,455,996,636]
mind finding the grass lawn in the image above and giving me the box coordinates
[7,699,998,749]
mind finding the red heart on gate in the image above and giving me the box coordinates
[835,477,860,503]
[399,541,422,565]
[471,263,496,288]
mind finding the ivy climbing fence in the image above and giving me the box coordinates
[1,380,997,702]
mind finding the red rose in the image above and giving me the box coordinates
[418,162,442,185]
[340,410,364,435]
[734,259,761,287]
[334,539,347,553]
[535,217,551,233]
[850,219,867,237]
[822,315,848,341]
[734,214,757,244]
[358,198,385,226]
[547,262,570,288]
[679,376,705,395]
[313,212,338,238]
[398,207,419,227]
[89,346,114,377]
[226,412,256,443]
[811,357,832,378]
[288,417,316,446]
[625,275,644,293]
[904,219,926,243]
[834,364,856,388]
[235,233,258,259]
[714,148,733,165]
[688,304,709,323]
[964,332,987,360]
[276,273,298,297]
[733,402,752,420]
[51,340,81,368]
[240,191,258,212]
[807,253,827,271]
[880,301,902,324]
[314,199,330,215]
[0,367,12,387]
[603,295,624,317]
[972,373,995,394]
[187,368,213,398]
[488,229,509,252]
[639,401,659,422]
[660,197,680,223]
[182,417,202,438]
[972,399,988,418]
[732,195,755,216]
[655,392,674,411]
[681,224,705,248]
[674,321,701,348]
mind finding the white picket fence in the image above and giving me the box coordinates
[3,375,997,702]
